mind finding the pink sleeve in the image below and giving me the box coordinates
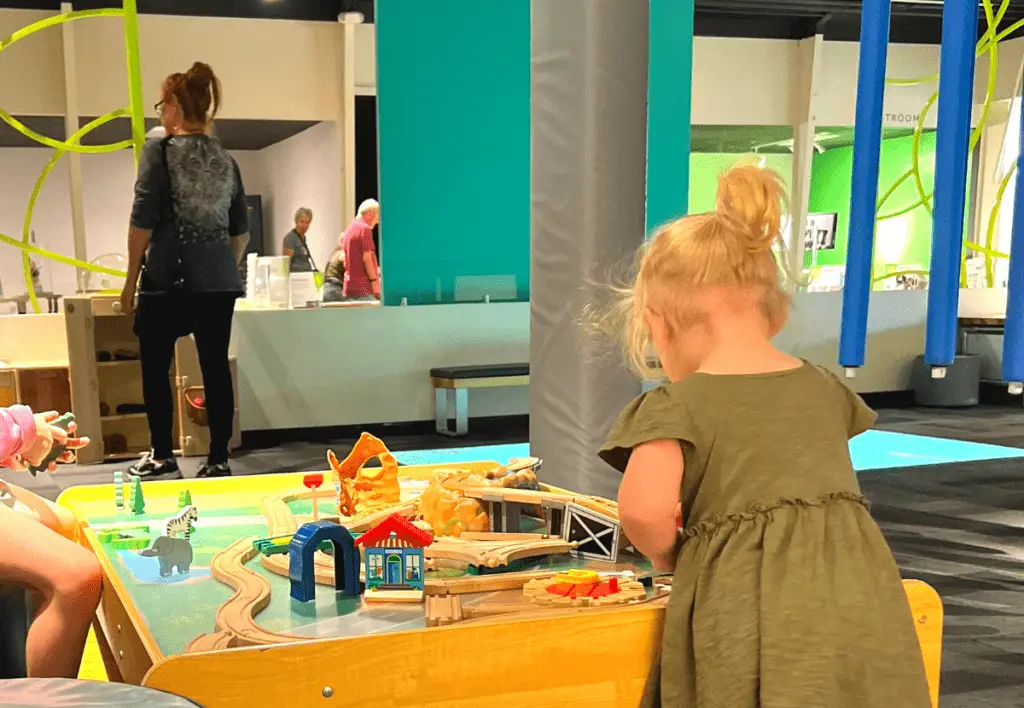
[0,405,37,467]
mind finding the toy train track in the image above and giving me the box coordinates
[252,535,341,557]
[185,538,309,652]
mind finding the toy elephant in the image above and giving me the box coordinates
[139,535,193,577]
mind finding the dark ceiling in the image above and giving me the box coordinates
[0,115,318,149]
[4,0,1024,44]
[0,118,927,154]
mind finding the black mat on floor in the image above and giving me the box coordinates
[860,458,1024,708]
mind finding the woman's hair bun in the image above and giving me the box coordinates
[714,164,787,252]
[186,62,215,85]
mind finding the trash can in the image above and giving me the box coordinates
[911,354,981,407]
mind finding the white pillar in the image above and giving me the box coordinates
[788,34,824,287]
[61,1,88,291]
[338,12,363,227]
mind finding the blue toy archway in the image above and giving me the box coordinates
[288,521,361,602]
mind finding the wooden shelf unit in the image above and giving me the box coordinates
[64,296,240,465]
[0,364,71,413]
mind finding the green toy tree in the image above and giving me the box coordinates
[178,489,192,510]
[129,477,145,515]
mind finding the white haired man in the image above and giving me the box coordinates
[340,199,381,301]
[282,207,317,273]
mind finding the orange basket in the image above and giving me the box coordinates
[183,386,208,427]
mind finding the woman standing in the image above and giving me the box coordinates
[119,62,250,480]
[283,208,317,273]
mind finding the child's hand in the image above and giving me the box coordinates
[18,412,89,471]
[652,552,677,573]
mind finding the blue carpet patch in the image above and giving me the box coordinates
[395,430,1024,472]
[850,429,1024,470]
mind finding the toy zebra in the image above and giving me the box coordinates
[165,505,198,542]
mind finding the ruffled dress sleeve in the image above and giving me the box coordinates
[598,385,698,473]
[820,368,878,439]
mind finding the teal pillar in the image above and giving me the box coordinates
[646,0,695,232]
[375,0,530,305]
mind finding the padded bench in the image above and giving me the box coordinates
[430,364,529,436]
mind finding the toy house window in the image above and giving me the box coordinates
[369,553,383,579]
[406,553,421,581]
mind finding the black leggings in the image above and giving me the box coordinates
[134,293,237,464]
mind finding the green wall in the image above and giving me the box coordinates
[688,154,793,215]
[375,1,530,305]
[807,132,938,275]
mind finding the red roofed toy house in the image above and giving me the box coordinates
[355,514,433,603]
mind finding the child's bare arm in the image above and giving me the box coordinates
[0,502,102,677]
[618,438,684,571]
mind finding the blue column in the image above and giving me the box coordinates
[838,0,891,370]
[645,0,694,232]
[1003,114,1024,386]
[925,0,980,367]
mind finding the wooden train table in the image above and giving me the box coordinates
[58,451,669,708]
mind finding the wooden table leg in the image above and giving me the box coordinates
[92,614,124,683]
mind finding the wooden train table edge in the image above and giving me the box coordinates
[82,525,165,683]
[141,599,667,708]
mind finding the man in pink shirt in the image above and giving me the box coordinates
[341,199,381,301]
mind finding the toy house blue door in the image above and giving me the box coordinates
[386,554,402,584]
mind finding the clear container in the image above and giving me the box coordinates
[254,256,290,309]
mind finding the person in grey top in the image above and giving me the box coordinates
[119,62,249,482]
[282,207,317,273]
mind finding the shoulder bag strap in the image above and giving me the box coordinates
[159,137,186,275]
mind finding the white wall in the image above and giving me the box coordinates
[0,147,264,297]
[0,290,1005,431]
[0,10,343,121]
[4,10,1001,127]
[0,119,337,299]
[76,14,342,121]
[816,41,943,128]
[235,290,1004,431]
[233,303,531,430]
[260,121,342,267]
[0,10,64,116]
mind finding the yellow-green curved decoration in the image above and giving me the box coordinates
[0,3,142,313]
[873,0,1016,289]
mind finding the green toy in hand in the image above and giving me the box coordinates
[28,412,76,476]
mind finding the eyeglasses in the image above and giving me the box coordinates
[154,101,164,115]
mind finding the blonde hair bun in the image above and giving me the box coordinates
[714,165,787,252]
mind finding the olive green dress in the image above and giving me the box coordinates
[600,362,932,708]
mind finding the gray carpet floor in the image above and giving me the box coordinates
[12,405,1024,705]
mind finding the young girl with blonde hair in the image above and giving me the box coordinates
[598,165,931,707]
